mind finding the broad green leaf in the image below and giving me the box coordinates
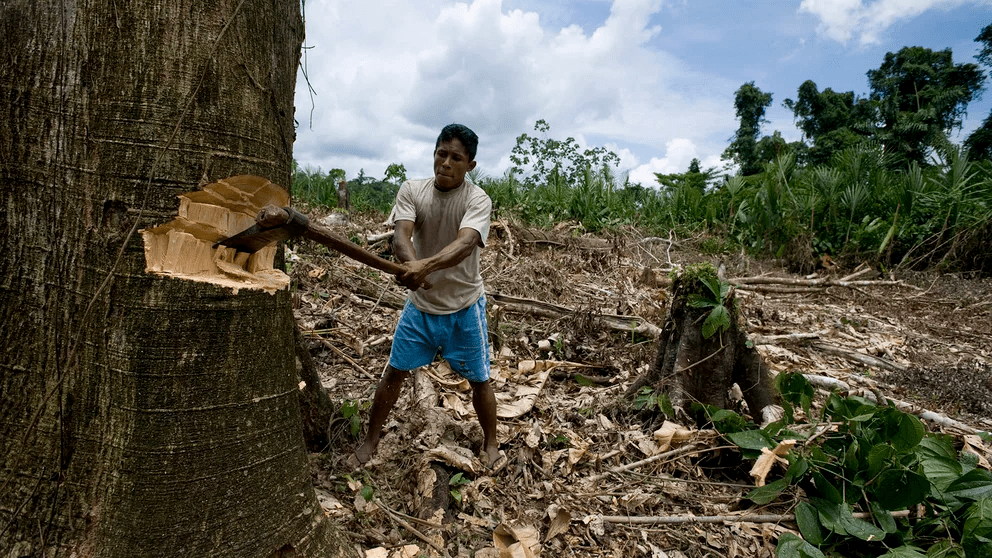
[795,501,824,545]
[945,468,992,502]
[776,532,825,558]
[687,294,716,309]
[844,438,862,470]
[870,500,899,534]
[868,444,897,478]
[840,512,887,542]
[874,469,929,510]
[727,429,775,451]
[811,498,847,535]
[809,471,844,505]
[785,456,810,483]
[962,496,992,557]
[917,434,958,461]
[919,453,964,495]
[700,274,723,302]
[891,413,925,452]
[878,546,928,558]
[748,478,789,505]
[701,304,730,339]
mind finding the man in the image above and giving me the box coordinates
[354,124,503,470]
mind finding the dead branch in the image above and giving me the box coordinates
[311,335,377,379]
[366,231,394,244]
[586,443,706,484]
[750,331,826,345]
[487,292,661,338]
[730,274,919,291]
[735,285,826,294]
[377,502,450,558]
[599,510,910,526]
[811,343,907,372]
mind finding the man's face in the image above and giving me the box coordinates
[433,138,476,191]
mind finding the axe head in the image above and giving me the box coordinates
[213,206,310,254]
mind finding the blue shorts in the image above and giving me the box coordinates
[389,296,490,383]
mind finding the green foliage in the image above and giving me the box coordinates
[291,163,399,215]
[341,399,362,439]
[384,163,407,186]
[868,46,984,166]
[509,119,621,189]
[632,386,675,416]
[655,158,721,194]
[449,472,471,504]
[683,265,733,340]
[784,80,877,166]
[714,372,992,557]
[723,82,774,176]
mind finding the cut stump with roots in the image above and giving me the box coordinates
[626,263,778,424]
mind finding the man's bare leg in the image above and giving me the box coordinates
[355,365,409,463]
[470,379,500,466]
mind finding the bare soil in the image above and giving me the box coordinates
[291,209,992,558]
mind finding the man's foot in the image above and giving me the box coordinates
[486,450,508,474]
[348,439,377,469]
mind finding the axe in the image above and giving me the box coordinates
[214,205,430,288]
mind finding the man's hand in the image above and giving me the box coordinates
[395,260,432,290]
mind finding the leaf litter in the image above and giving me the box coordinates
[291,209,992,558]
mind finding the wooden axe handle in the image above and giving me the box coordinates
[258,206,429,288]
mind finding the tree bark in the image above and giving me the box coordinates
[626,267,777,421]
[1,1,345,556]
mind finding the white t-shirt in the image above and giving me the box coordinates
[390,177,492,314]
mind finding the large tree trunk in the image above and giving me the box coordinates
[1,2,344,556]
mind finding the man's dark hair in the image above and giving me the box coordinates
[436,123,479,161]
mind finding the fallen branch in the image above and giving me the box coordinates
[312,336,377,379]
[377,502,450,558]
[812,343,907,372]
[586,443,706,484]
[730,274,919,291]
[736,285,827,295]
[366,231,394,244]
[487,292,661,338]
[751,331,826,345]
[599,510,910,526]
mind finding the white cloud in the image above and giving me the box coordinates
[627,138,699,186]
[293,0,737,181]
[799,0,987,45]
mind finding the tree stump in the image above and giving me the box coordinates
[626,263,777,422]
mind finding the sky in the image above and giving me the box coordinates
[291,0,992,187]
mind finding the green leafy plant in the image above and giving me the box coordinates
[686,272,733,340]
[341,400,362,439]
[449,472,471,504]
[715,372,992,557]
[633,386,675,416]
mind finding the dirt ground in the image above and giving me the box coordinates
[289,209,992,558]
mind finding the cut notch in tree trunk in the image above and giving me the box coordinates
[141,175,291,294]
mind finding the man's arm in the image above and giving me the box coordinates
[393,220,481,290]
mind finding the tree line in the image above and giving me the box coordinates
[295,27,992,273]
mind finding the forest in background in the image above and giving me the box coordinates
[292,29,992,274]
